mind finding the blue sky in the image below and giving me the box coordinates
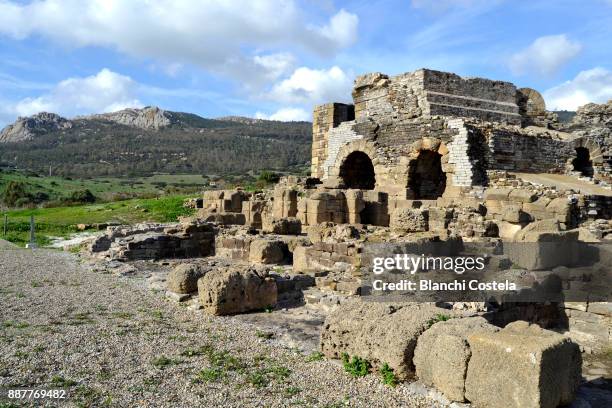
[0,0,611,126]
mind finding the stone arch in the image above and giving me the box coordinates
[339,151,376,189]
[405,137,451,199]
[567,137,604,177]
[517,87,546,123]
[329,139,379,187]
[572,147,593,176]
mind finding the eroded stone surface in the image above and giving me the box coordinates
[413,317,499,402]
[197,264,277,316]
[465,321,582,408]
[320,300,452,379]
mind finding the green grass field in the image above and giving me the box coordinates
[1,195,196,247]
[0,168,295,247]
[0,170,212,203]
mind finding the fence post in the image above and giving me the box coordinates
[26,215,37,249]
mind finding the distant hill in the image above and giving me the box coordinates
[553,110,576,123]
[0,107,312,178]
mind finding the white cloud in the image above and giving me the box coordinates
[544,67,612,111]
[313,9,358,49]
[268,66,353,105]
[509,34,582,76]
[11,68,142,117]
[255,107,310,121]
[0,0,357,84]
[253,53,296,81]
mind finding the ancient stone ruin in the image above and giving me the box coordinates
[86,68,612,407]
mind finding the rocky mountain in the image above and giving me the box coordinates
[79,106,176,130]
[0,107,312,178]
[0,112,73,143]
[216,116,265,125]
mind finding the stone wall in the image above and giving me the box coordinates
[447,119,487,187]
[321,121,364,178]
[487,129,574,173]
[352,69,521,125]
[311,103,355,178]
[106,222,216,261]
[565,100,612,178]
[422,69,521,125]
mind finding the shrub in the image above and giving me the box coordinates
[32,192,50,203]
[341,353,370,377]
[257,170,280,184]
[69,189,96,203]
[2,181,30,207]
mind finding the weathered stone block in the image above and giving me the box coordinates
[465,321,581,408]
[167,263,207,294]
[390,208,429,233]
[198,265,277,315]
[507,221,579,270]
[292,245,311,273]
[508,189,537,203]
[414,317,499,402]
[483,188,512,201]
[320,301,451,379]
[249,239,286,264]
[264,217,302,235]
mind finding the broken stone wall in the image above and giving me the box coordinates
[352,69,522,125]
[487,129,574,173]
[422,69,521,124]
[108,222,216,261]
[321,121,364,178]
[312,103,355,178]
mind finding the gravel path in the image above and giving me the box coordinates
[0,249,441,407]
[0,239,17,249]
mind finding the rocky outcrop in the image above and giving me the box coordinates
[0,112,72,143]
[83,106,176,130]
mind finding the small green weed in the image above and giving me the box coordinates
[50,375,78,387]
[305,352,324,362]
[194,367,224,383]
[246,370,269,388]
[284,386,302,397]
[426,313,451,328]
[151,356,180,369]
[111,311,133,319]
[341,353,370,377]
[256,330,274,339]
[181,345,213,357]
[379,363,398,387]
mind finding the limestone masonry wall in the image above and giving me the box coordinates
[311,103,354,178]
[487,129,573,173]
[312,68,610,194]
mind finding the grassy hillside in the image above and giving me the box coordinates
[0,116,312,178]
[2,195,195,247]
